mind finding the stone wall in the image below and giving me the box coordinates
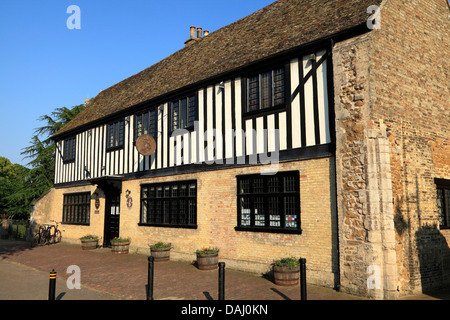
[333,0,450,298]
[370,0,450,295]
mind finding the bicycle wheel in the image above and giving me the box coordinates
[54,230,62,243]
[39,228,48,246]
[48,226,56,244]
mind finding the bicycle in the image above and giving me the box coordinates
[31,220,63,247]
[48,220,62,244]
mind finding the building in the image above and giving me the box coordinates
[31,0,450,299]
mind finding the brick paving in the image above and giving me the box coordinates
[1,240,447,301]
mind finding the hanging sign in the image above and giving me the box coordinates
[136,134,156,156]
[127,197,133,209]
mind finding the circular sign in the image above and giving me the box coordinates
[136,134,156,156]
[126,197,133,209]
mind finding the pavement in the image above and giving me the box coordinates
[0,239,449,302]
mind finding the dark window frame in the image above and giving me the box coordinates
[170,94,198,133]
[62,192,91,225]
[235,171,301,234]
[436,178,450,229]
[243,64,288,116]
[63,136,76,164]
[134,107,158,143]
[106,119,125,152]
[139,180,197,229]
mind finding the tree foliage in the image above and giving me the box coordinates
[0,104,85,219]
[0,157,30,218]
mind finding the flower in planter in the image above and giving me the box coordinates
[80,234,99,240]
[272,257,300,268]
[195,247,219,256]
[111,237,131,244]
[149,242,172,250]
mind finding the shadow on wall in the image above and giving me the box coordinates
[415,224,450,297]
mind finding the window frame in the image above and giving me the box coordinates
[243,64,288,116]
[62,192,91,226]
[235,171,301,234]
[170,94,198,133]
[134,107,158,143]
[106,119,125,152]
[63,136,76,164]
[436,178,450,229]
[139,180,197,229]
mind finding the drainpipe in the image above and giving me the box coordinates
[329,37,341,292]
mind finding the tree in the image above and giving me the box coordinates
[19,104,85,216]
[0,157,30,218]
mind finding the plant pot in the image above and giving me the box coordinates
[196,253,218,270]
[111,241,130,254]
[80,238,98,250]
[151,247,171,262]
[273,265,300,286]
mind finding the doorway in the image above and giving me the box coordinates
[103,188,121,247]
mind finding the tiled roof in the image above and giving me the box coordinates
[53,0,380,138]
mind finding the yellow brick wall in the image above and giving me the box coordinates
[36,157,337,287]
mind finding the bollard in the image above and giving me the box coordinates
[300,258,307,300]
[147,256,154,300]
[218,262,225,300]
[49,269,57,300]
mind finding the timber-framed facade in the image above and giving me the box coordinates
[31,0,450,300]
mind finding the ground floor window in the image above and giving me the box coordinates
[62,192,91,225]
[236,171,301,233]
[436,178,450,229]
[140,180,197,228]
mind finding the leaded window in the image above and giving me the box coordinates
[135,108,157,141]
[436,179,450,229]
[171,95,197,131]
[63,136,76,163]
[62,192,90,225]
[247,67,285,112]
[107,119,125,150]
[236,171,300,233]
[140,180,197,228]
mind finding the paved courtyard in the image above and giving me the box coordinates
[0,240,448,302]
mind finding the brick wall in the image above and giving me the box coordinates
[370,0,450,295]
[38,157,338,288]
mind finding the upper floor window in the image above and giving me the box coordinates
[171,95,197,131]
[107,119,125,151]
[436,179,450,229]
[236,171,301,233]
[135,108,157,141]
[246,66,285,113]
[63,136,76,163]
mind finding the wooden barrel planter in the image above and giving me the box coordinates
[111,241,130,254]
[151,247,171,262]
[196,253,219,270]
[273,265,300,286]
[80,238,98,250]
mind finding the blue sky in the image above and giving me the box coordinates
[0,0,275,167]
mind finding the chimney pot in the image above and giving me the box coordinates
[204,30,209,36]
[190,26,196,39]
[197,27,203,38]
